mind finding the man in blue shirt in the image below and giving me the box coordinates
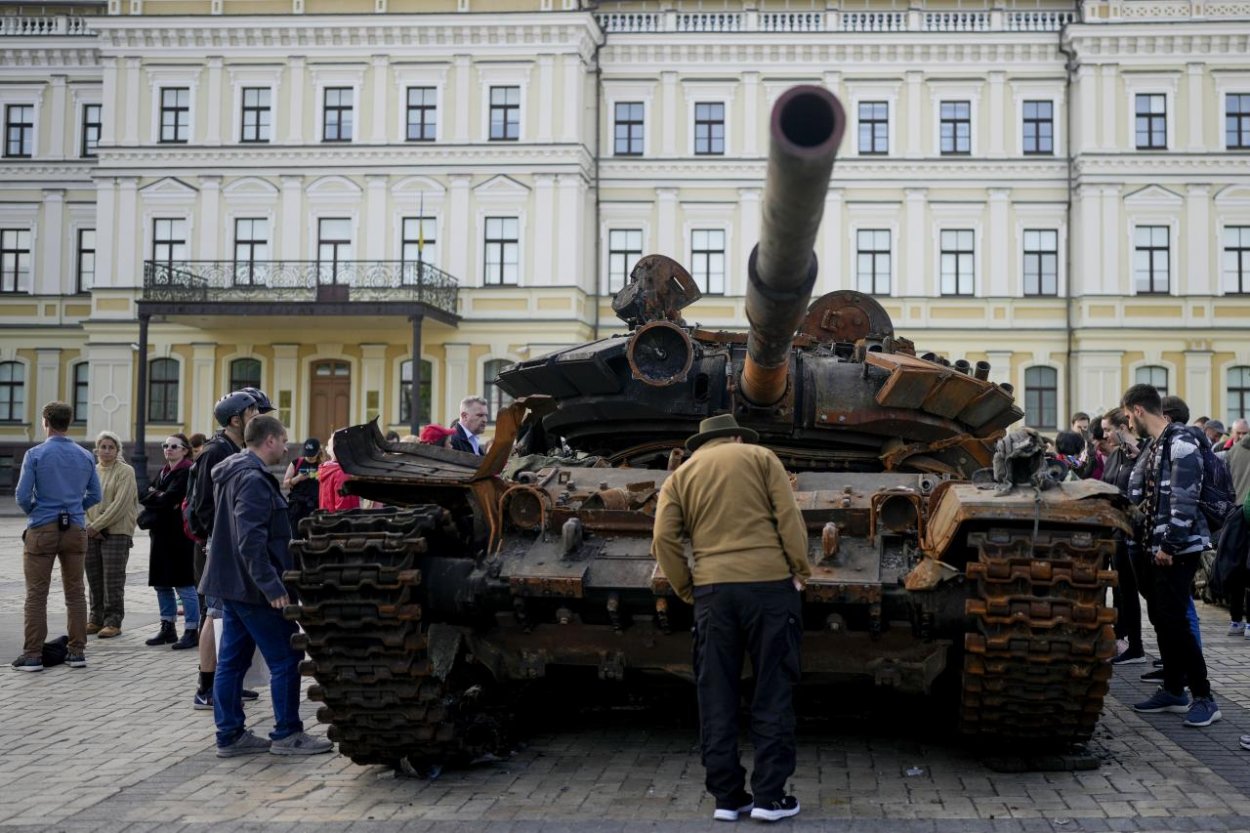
[13,401,102,671]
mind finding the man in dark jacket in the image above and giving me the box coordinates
[200,414,332,758]
[448,396,489,455]
[1124,384,1221,727]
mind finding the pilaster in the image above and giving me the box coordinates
[191,342,217,436]
[1100,187,1121,295]
[1186,185,1212,296]
[40,191,65,295]
[443,343,470,422]
[272,344,299,434]
[1184,348,1213,419]
[365,175,387,259]
[453,55,470,142]
[661,72,677,157]
[1072,350,1124,416]
[1186,63,1204,152]
[100,58,118,147]
[988,72,1005,158]
[115,178,139,291]
[1100,65,1116,152]
[561,54,582,143]
[286,57,306,144]
[123,57,140,146]
[902,188,927,296]
[49,76,67,160]
[985,350,1014,387]
[371,55,389,144]
[95,178,116,290]
[280,176,303,259]
[360,343,387,425]
[536,56,554,143]
[447,175,471,284]
[987,188,1010,296]
[819,189,841,294]
[904,71,922,159]
[738,188,761,298]
[205,57,223,145]
[555,175,582,286]
[199,177,221,259]
[86,343,135,440]
[656,188,678,258]
[35,349,62,415]
[742,72,760,157]
[532,174,555,285]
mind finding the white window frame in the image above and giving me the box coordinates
[684,83,733,157]
[1121,73,1179,153]
[929,208,983,297]
[1021,363,1063,431]
[605,82,654,158]
[1012,206,1067,298]
[849,82,900,158]
[1011,82,1063,157]
[392,64,448,144]
[0,226,35,295]
[929,82,981,158]
[604,227,645,295]
[311,66,365,146]
[1127,218,1180,297]
[145,68,200,145]
[0,86,43,160]
[686,225,729,296]
[477,63,532,143]
[146,352,185,425]
[0,356,31,424]
[480,215,523,287]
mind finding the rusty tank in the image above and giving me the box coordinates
[287,85,1131,769]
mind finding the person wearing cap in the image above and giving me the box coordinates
[1205,419,1227,449]
[283,438,323,531]
[418,424,456,448]
[186,388,272,710]
[651,414,811,823]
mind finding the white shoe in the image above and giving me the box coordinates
[1243,624,1250,639]
[1229,621,1245,636]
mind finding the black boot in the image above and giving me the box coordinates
[145,620,177,646]
[171,628,199,650]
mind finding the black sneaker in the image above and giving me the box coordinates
[1111,648,1147,665]
[10,655,43,672]
[713,792,754,822]
[241,688,259,701]
[65,653,87,668]
[1140,668,1165,682]
[750,796,800,822]
[1153,658,1164,668]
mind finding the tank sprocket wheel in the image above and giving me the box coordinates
[959,528,1119,746]
[286,507,506,767]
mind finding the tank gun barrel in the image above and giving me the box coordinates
[742,85,846,406]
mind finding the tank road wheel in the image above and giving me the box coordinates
[960,528,1119,746]
[285,508,508,768]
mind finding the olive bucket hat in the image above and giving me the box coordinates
[685,413,759,452]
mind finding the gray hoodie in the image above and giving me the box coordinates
[1226,432,1250,505]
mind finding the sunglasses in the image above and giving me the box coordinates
[162,443,187,450]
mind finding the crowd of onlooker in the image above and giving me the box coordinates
[1046,388,1250,744]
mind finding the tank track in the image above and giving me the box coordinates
[960,528,1118,745]
[286,507,503,767]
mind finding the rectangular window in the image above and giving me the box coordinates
[81,104,101,158]
[1223,226,1250,295]
[940,230,975,296]
[76,229,95,293]
[0,362,24,423]
[489,86,520,141]
[317,218,352,283]
[607,229,643,294]
[1022,100,1054,155]
[401,217,438,283]
[0,230,32,293]
[1227,94,1250,150]
[399,359,432,425]
[614,102,644,156]
[858,101,888,155]
[1134,225,1170,294]
[694,102,725,156]
[323,88,353,142]
[1022,229,1059,296]
[691,229,726,295]
[73,363,89,424]
[152,219,187,268]
[405,87,437,142]
[855,229,891,295]
[483,217,519,285]
[940,101,971,155]
[159,87,190,143]
[233,218,269,285]
[148,358,179,423]
[240,87,271,144]
[1024,366,1058,429]
[1135,94,1167,150]
[5,104,33,158]
[1230,367,1250,423]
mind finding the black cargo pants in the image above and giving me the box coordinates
[692,578,802,805]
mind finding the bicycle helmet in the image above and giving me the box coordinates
[240,387,275,414]
[213,391,257,427]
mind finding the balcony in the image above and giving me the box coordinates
[141,260,459,323]
[596,8,1078,34]
[0,15,97,36]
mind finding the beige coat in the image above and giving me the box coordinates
[651,437,811,604]
[86,461,139,537]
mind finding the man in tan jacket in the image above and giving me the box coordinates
[652,414,811,823]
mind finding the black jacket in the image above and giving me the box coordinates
[199,451,293,606]
[188,431,240,541]
[448,422,481,455]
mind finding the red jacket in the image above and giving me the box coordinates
[318,461,361,511]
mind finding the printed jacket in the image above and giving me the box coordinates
[199,450,293,606]
[1127,422,1210,557]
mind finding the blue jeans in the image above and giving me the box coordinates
[154,585,199,627]
[1187,597,1203,649]
[214,599,303,747]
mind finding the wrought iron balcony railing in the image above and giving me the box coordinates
[142,260,459,318]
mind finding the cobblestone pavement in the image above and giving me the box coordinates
[5,514,1250,833]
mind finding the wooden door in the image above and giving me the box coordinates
[309,360,351,446]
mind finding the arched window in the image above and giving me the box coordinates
[1229,366,1250,422]
[1135,365,1169,397]
[483,359,515,416]
[148,358,179,422]
[1024,366,1058,429]
[399,359,433,425]
[0,361,24,423]
[73,362,89,424]
[229,358,261,392]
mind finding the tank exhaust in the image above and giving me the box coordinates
[741,85,846,407]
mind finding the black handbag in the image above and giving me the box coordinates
[136,507,159,530]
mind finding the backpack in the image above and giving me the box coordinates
[1163,425,1237,533]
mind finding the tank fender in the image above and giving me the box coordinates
[903,558,961,591]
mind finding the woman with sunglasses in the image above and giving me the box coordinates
[84,431,138,639]
[139,433,200,649]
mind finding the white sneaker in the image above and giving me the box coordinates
[1243,623,1250,639]
[1230,621,1245,636]
[1115,637,1130,655]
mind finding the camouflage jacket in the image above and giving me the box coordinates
[1127,422,1210,557]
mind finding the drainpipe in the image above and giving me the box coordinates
[1058,15,1078,420]
[590,5,604,340]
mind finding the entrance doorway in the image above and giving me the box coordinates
[309,360,351,447]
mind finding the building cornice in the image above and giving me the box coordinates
[599,157,1070,183]
[92,143,596,177]
[90,14,603,62]
[0,46,100,67]
[1062,26,1250,62]
[1074,154,1250,178]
